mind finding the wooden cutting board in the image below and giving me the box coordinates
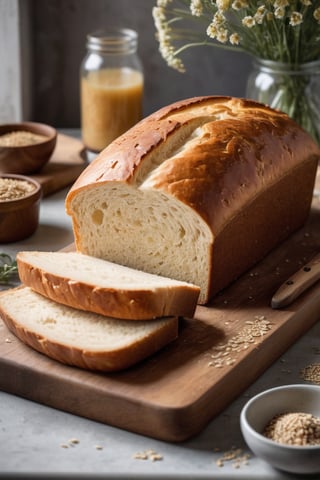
[0,172,319,443]
[30,133,87,196]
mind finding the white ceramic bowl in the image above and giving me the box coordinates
[240,384,320,474]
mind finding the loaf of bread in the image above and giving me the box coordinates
[0,286,178,371]
[16,251,200,319]
[66,96,320,304]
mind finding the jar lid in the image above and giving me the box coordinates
[87,28,138,54]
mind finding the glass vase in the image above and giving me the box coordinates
[246,58,320,146]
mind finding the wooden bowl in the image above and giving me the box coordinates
[0,122,57,174]
[0,174,42,243]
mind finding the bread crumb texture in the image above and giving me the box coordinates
[263,412,320,446]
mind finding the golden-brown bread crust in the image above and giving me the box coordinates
[66,96,320,302]
[16,252,200,320]
[66,95,319,222]
[66,96,232,200]
[209,157,317,296]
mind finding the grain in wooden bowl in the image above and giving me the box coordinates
[0,174,42,242]
[0,122,57,174]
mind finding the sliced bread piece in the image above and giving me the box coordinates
[16,251,200,320]
[0,286,178,371]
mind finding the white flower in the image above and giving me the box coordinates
[216,28,229,43]
[152,7,166,31]
[314,6,320,22]
[231,0,248,10]
[190,0,203,16]
[274,7,285,19]
[152,5,186,72]
[254,5,267,24]
[289,11,303,26]
[213,11,226,25]
[242,16,256,28]
[216,0,231,11]
[207,23,219,39]
[229,32,240,44]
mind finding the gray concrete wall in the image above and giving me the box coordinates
[30,0,252,127]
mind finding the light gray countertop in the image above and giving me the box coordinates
[0,157,320,479]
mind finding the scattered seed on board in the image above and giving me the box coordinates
[300,363,320,385]
[208,315,272,368]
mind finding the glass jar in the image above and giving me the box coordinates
[246,58,320,146]
[80,28,144,158]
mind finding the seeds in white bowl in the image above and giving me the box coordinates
[263,412,320,446]
[0,177,36,201]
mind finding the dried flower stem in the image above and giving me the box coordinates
[153,0,320,144]
[153,0,320,70]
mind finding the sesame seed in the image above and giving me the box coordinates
[300,364,320,385]
[263,412,320,446]
[133,449,163,461]
[133,452,148,460]
[69,438,79,445]
[215,447,250,469]
[207,314,272,368]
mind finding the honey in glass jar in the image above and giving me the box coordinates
[80,28,144,158]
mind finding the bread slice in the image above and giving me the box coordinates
[16,251,200,320]
[0,286,178,371]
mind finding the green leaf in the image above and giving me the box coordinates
[0,253,19,284]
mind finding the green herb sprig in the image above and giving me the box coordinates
[0,253,19,284]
